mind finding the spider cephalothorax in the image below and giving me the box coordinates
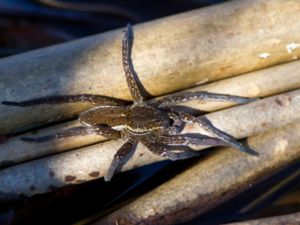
[2,24,258,181]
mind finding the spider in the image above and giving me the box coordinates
[2,24,258,181]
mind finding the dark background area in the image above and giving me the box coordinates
[0,0,228,57]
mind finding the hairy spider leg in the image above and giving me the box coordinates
[178,112,258,156]
[105,138,137,181]
[21,125,121,143]
[105,134,226,180]
[154,91,257,107]
[148,134,226,146]
[2,94,128,107]
[141,140,206,160]
[122,24,145,103]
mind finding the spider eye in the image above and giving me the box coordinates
[169,118,175,126]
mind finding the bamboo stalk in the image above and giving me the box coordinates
[1,0,300,134]
[0,89,299,202]
[94,122,300,225]
[1,59,300,168]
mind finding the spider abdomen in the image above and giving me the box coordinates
[79,106,129,127]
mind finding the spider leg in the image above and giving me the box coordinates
[122,24,145,103]
[21,125,121,143]
[178,112,258,156]
[154,91,257,107]
[148,134,226,147]
[141,138,204,161]
[105,138,137,181]
[2,94,128,107]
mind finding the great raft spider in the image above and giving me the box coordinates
[2,24,258,181]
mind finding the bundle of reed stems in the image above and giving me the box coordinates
[0,0,299,224]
